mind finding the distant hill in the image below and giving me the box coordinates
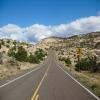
[0,31,100,53]
[36,31,100,49]
[0,31,100,79]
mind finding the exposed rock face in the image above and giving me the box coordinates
[36,32,100,50]
[0,39,46,79]
[38,32,100,72]
[0,52,8,64]
[0,52,15,64]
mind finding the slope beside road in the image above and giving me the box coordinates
[0,50,99,100]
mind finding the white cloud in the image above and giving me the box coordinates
[0,24,22,34]
[98,11,100,15]
[25,24,53,41]
[0,16,100,43]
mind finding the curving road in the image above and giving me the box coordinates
[0,50,99,100]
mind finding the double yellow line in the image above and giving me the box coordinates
[31,66,50,100]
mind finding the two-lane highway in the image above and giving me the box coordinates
[0,50,99,100]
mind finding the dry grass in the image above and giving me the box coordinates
[60,61,100,98]
[0,62,38,80]
[77,71,100,97]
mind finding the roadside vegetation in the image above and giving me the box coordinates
[75,56,100,73]
[28,49,47,64]
[58,48,100,97]
[0,39,47,80]
[59,57,71,67]
[55,32,100,97]
[8,46,47,64]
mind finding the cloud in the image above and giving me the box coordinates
[25,24,53,41]
[98,11,100,15]
[0,16,100,43]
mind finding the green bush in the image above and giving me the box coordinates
[59,57,66,61]
[28,49,47,64]
[28,53,40,64]
[1,40,5,45]
[59,57,71,66]
[61,51,64,55]
[0,44,1,49]
[95,42,100,49]
[75,58,92,71]
[90,84,98,91]
[75,56,99,73]
[34,49,46,61]
[8,46,47,64]
[6,40,10,44]
[8,47,16,57]
[6,44,10,48]
[15,46,28,62]
[65,58,71,65]
[13,41,17,46]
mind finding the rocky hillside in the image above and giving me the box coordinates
[36,36,64,50]
[37,31,100,49]
[0,31,100,68]
[0,31,100,79]
[0,39,47,79]
[36,32,100,73]
[38,32,100,65]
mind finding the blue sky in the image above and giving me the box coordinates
[0,0,100,43]
[0,0,100,26]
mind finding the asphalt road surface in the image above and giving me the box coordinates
[0,50,99,100]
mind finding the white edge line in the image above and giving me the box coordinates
[0,66,42,88]
[58,65,100,100]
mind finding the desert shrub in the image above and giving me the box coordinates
[90,84,98,91]
[75,56,99,72]
[8,46,17,57]
[59,57,71,66]
[34,49,46,61]
[0,52,3,64]
[97,62,100,72]
[28,49,47,64]
[8,47,16,57]
[89,56,99,73]
[13,41,17,46]
[65,58,71,65]
[6,40,10,44]
[8,46,46,63]
[6,44,10,48]
[15,46,28,62]
[28,53,40,64]
[61,51,64,55]
[59,57,66,61]
[94,42,100,49]
[1,40,5,45]
[75,58,91,71]
[0,44,1,49]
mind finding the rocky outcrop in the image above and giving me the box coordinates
[0,52,15,64]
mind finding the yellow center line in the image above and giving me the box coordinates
[35,94,39,100]
[31,66,50,100]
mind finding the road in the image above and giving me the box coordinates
[0,50,99,100]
